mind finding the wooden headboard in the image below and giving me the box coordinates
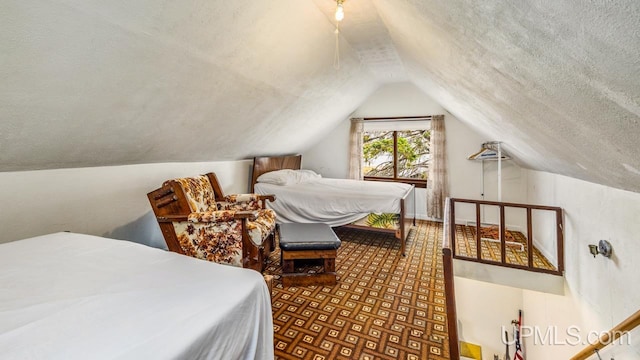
[251,155,302,192]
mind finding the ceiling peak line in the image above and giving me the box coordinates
[334,0,346,70]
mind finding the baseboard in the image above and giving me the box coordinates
[412,213,443,222]
[414,213,429,220]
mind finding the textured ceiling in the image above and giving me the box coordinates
[1,0,640,193]
[373,0,640,193]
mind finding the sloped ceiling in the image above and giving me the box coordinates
[1,1,639,193]
[375,0,640,193]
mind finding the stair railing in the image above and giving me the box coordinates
[442,197,460,359]
[448,198,564,275]
[570,309,640,360]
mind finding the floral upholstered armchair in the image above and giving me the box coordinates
[147,173,276,272]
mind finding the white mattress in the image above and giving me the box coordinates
[0,232,273,360]
[255,177,413,226]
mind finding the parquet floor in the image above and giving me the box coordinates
[453,224,556,271]
[263,220,450,360]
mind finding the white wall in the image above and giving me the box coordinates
[455,276,523,359]
[520,170,640,359]
[452,166,640,359]
[302,83,640,358]
[302,82,495,220]
[302,118,351,179]
[0,160,253,248]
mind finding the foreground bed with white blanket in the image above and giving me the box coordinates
[0,232,273,360]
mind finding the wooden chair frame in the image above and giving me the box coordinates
[147,173,275,272]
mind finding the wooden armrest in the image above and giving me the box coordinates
[157,210,258,223]
[157,215,188,223]
[234,210,258,220]
[258,194,276,202]
[223,194,276,203]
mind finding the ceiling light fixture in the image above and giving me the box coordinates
[335,0,345,22]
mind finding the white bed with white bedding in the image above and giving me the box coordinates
[255,177,413,226]
[251,155,416,256]
[0,232,273,360]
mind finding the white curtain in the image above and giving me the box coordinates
[427,115,448,219]
[348,118,364,180]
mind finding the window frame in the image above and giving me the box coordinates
[362,128,429,188]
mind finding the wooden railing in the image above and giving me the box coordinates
[442,198,460,359]
[443,198,564,358]
[570,309,640,360]
[448,198,564,275]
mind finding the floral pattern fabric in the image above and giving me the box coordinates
[173,220,243,267]
[188,210,239,223]
[173,209,276,265]
[164,175,277,267]
[218,194,262,211]
[245,209,277,246]
[171,176,217,212]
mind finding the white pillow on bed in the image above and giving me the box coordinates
[256,169,295,185]
[294,169,322,182]
[257,169,321,185]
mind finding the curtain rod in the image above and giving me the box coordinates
[363,115,434,122]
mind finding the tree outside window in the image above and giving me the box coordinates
[363,129,430,187]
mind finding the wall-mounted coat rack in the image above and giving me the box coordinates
[468,141,510,201]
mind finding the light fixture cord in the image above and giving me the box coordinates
[333,22,341,70]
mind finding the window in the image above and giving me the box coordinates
[362,126,430,188]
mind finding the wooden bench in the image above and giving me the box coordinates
[279,223,341,287]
